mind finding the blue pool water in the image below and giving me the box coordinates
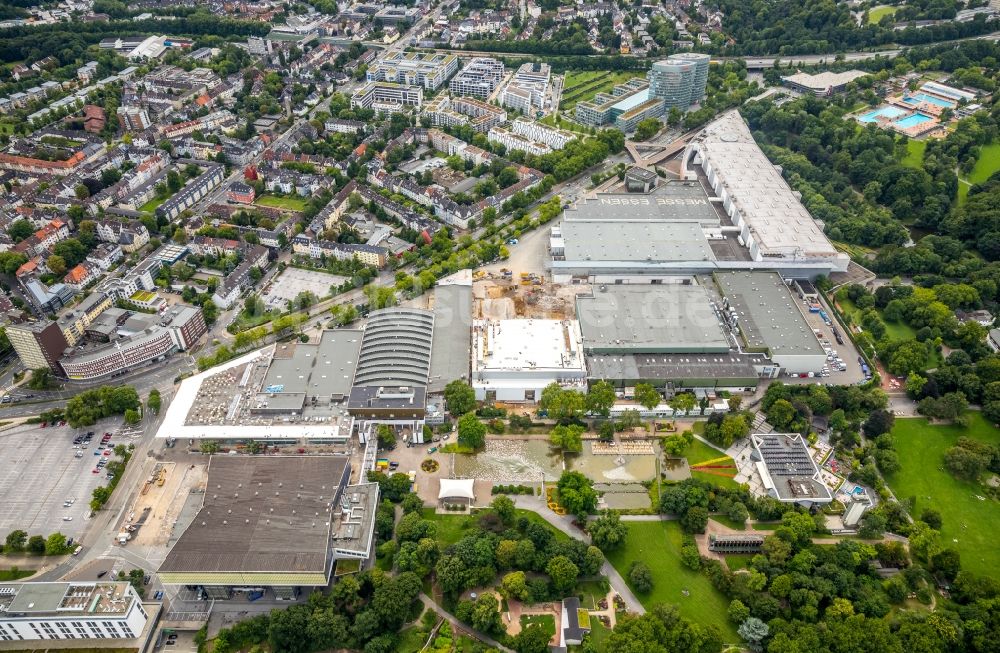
[902,92,955,108]
[893,113,933,129]
[858,105,906,123]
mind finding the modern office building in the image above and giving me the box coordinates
[448,57,504,98]
[423,95,506,132]
[574,78,664,131]
[648,53,710,109]
[0,582,149,642]
[366,52,459,90]
[350,82,423,113]
[6,321,69,374]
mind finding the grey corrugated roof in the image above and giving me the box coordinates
[353,308,434,387]
[159,456,349,575]
[428,284,472,393]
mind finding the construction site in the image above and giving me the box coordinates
[473,269,587,321]
[119,460,208,550]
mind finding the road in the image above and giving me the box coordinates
[390,30,1000,68]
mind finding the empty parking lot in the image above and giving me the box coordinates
[261,268,348,310]
[0,421,120,539]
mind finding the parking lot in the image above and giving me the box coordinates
[0,420,122,539]
[261,267,347,310]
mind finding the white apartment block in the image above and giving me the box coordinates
[423,95,506,132]
[511,117,576,150]
[501,62,551,113]
[366,52,459,90]
[351,82,423,113]
[0,582,149,642]
[487,126,552,156]
[448,57,504,98]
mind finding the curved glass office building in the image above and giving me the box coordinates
[648,53,710,109]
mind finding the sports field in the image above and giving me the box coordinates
[606,521,738,641]
[867,5,897,23]
[887,413,1000,577]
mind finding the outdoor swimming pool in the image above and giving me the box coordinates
[902,92,955,108]
[893,113,933,129]
[858,105,907,123]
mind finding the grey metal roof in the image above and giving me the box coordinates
[715,271,825,357]
[428,284,472,393]
[751,433,831,503]
[159,456,350,575]
[560,220,715,264]
[576,285,729,354]
[353,308,434,387]
[566,181,720,225]
[587,352,759,383]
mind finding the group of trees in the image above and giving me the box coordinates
[2,529,72,555]
[64,385,140,428]
[209,571,422,653]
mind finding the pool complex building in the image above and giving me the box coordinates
[855,80,978,138]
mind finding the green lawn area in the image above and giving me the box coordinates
[868,5,897,23]
[139,196,166,213]
[958,142,1000,203]
[685,439,740,490]
[586,615,612,652]
[901,139,926,169]
[0,568,34,581]
[606,521,738,641]
[520,613,556,639]
[256,194,308,211]
[576,580,608,609]
[0,122,14,134]
[537,112,591,134]
[560,70,640,111]
[710,515,747,531]
[723,555,752,571]
[886,413,1000,577]
[835,295,942,370]
[422,508,570,548]
[395,625,430,653]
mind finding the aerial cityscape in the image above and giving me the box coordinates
[0,0,997,651]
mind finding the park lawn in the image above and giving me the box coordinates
[685,439,740,489]
[256,194,308,211]
[606,521,738,641]
[537,112,590,134]
[586,615,612,652]
[710,515,746,531]
[723,555,752,571]
[0,122,14,134]
[958,142,1000,203]
[886,413,1000,577]
[395,625,430,653]
[901,139,926,169]
[422,508,570,548]
[139,196,165,213]
[520,613,556,638]
[0,568,33,581]
[868,5,897,23]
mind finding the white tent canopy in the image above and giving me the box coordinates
[438,478,475,500]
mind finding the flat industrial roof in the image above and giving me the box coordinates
[428,282,473,393]
[686,111,844,262]
[576,285,730,353]
[159,456,350,576]
[586,352,759,383]
[566,181,720,226]
[560,220,715,263]
[473,319,585,373]
[715,271,825,357]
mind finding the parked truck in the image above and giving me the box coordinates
[117,531,131,544]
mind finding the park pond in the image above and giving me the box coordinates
[452,439,658,486]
